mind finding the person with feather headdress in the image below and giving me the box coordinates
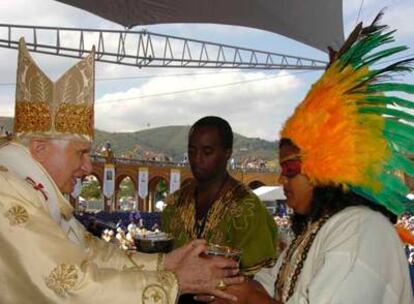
[203,13,414,304]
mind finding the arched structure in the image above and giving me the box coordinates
[77,155,280,211]
[148,176,168,212]
[115,175,137,210]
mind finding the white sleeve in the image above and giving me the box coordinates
[254,251,285,297]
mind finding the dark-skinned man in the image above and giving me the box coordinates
[162,116,278,303]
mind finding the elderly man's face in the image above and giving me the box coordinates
[33,139,92,194]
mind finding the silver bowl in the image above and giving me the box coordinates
[134,234,174,253]
[205,243,242,261]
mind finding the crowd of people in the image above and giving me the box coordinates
[239,157,267,170]
[1,14,414,304]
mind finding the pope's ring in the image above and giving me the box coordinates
[216,280,227,290]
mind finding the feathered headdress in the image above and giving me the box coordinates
[280,13,414,215]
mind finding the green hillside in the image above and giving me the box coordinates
[0,117,13,132]
[0,116,278,162]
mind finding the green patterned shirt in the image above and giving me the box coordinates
[162,179,278,275]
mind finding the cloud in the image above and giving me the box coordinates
[343,0,414,41]
[382,3,414,40]
[0,0,124,83]
[95,70,307,140]
[0,92,14,117]
[343,0,379,17]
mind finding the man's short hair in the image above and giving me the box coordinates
[190,116,233,150]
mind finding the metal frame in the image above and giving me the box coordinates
[0,24,327,70]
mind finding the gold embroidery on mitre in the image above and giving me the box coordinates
[5,205,29,225]
[14,102,51,133]
[14,38,95,142]
[55,104,93,138]
[143,285,169,304]
[45,264,78,297]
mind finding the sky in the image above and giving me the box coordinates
[0,0,413,141]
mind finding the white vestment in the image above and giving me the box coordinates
[0,141,178,303]
[255,206,414,304]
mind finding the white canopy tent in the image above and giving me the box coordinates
[253,186,286,201]
[55,0,344,52]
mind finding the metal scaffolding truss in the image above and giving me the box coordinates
[0,24,327,70]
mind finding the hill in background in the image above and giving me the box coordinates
[0,116,12,133]
[0,116,278,164]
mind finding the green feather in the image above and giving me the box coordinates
[351,58,414,93]
[358,106,414,122]
[359,96,414,109]
[351,184,409,214]
[384,132,414,154]
[360,45,408,67]
[367,83,414,94]
[340,31,396,68]
[385,120,414,141]
[387,153,414,175]
[365,64,413,80]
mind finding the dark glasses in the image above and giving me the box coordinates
[280,156,302,178]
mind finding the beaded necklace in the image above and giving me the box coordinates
[274,214,331,303]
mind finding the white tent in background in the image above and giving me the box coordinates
[253,186,285,201]
[253,186,285,215]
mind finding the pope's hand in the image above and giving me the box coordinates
[164,240,244,302]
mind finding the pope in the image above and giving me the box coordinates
[0,38,243,304]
